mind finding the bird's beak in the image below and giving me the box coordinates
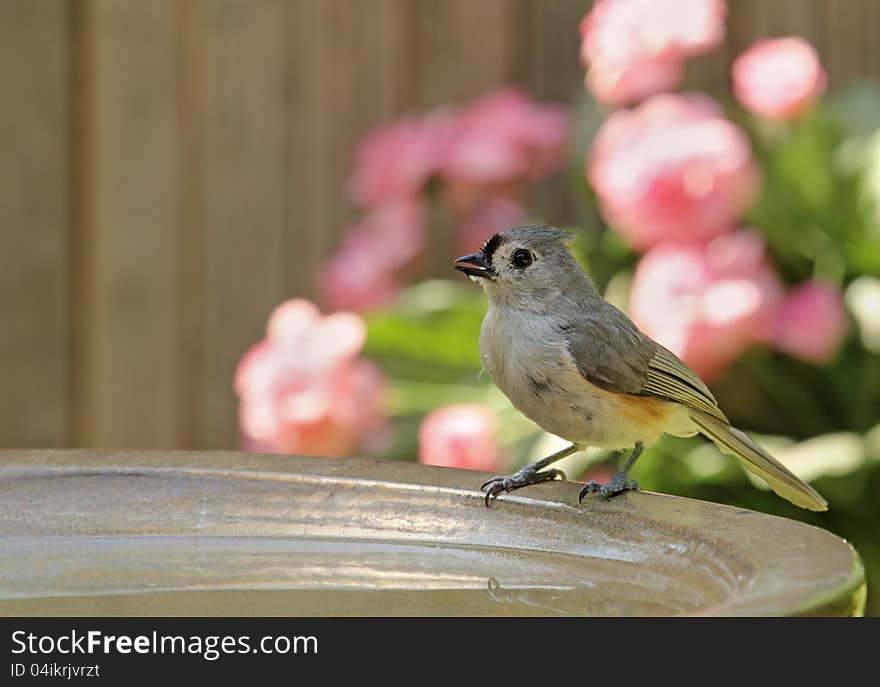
[454,252,494,279]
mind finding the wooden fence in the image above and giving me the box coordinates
[2,0,879,451]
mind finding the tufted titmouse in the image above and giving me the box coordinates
[454,225,827,511]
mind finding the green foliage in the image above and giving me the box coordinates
[365,280,486,382]
[744,88,880,281]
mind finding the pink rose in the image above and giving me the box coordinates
[235,299,387,457]
[580,0,727,106]
[454,197,527,258]
[418,404,504,472]
[589,93,761,250]
[440,88,569,215]
[629,230,784,380]
[733,37,827,121]
[773,280,849,364]
[319,201,426,312]
[348,115,445,208]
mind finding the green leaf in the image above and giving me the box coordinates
[364,280,486,381]
[825,80,880,140]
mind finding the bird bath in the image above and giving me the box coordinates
[0,450,865,616]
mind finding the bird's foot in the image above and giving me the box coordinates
[578,473,639,503]
[480,465,566,507]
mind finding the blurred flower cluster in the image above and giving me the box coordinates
[419,404,503,472]
[235,299,386,457]
[579,0,726,106]
[237,0,880,611]
[732,37,827,120]
[582,6,844,380]
[322,88,569,313]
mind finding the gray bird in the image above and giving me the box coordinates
[454,225,827,511]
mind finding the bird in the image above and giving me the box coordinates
[453,225,827,512]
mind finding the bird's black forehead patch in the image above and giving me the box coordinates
[481,233,503,261]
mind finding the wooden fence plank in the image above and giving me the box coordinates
[524,0,591,227]
[826,0,874,85]
[79,0,179,448]
[283,0,325,302]
[285,0,408,302]
[864,0,880,79]
[413,0,527,275]
[174,0,204,449]
[413,0,522,107]
[193,0,288,448]
[526,0,585,103]
[0,1,71,447]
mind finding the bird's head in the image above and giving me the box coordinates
[454,225,587,308]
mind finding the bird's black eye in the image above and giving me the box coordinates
[511,249,534,269]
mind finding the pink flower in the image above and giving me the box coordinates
[773,280,849,364]
[418,405,504,472]
[733,37,827,121]
[348,116,445,208]
[235,299,387,457]
[320,246,399,314]
[454,197,527,257]
[440,88,569,215]
[580,0,727,106]
[589,93,761,250]
[319,201,426,312]
[629,230,784,380]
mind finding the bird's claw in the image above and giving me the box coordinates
[480,466,566,507]
[578,478,639,503]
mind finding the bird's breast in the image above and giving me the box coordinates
[479,307,687,448]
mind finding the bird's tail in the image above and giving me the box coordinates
[689,410,828,512]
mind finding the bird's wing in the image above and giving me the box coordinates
[564,305,728,423]
[644,345,728,422]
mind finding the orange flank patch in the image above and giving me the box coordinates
[609,392,672,429]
